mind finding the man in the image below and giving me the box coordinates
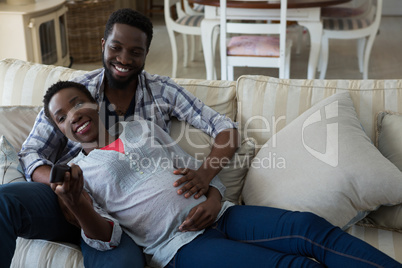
[0,8,239,268]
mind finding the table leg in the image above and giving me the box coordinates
[201,19,220,80]
[297,21,323,79]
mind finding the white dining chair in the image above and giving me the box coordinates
[164,0,205,77]
[318,0,383,79]
[219,0,292,81]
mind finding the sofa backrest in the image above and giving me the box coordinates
[0,58,88,106]
[236,75,402,152]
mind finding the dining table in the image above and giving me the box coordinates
[189,0,351,79]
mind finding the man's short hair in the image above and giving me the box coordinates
[104,8,154,51]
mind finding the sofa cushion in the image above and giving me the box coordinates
[236,75,402,154]
[242,92,402,230]
[0,136,25,184]
[346,225,402,263]
[0,58,88,106]
[11,238,84,268]
[0,106,42,152]
[361,111,402,231]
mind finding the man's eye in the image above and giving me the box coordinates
[132,50,143,56]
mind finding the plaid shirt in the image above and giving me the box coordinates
[19,69,237,181]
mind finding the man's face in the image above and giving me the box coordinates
[102,23,148,89]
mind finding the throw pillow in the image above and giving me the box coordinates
[170,119,255,204]
[0,135,25,185]
[0,106,42,152]
[361,111,402,230]
[242,92,402,230]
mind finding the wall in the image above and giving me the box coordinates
[382,0,402,16]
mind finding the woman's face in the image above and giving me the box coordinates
[48,87,100,145]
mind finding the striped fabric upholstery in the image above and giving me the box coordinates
[176,15,203,27]
[347,225,402,263]
[172,78,237,120]
[11,238,84,268]
[193,3,205,13]
[0,58,88,106]
[236,75,402,152]
[323,7,375,30]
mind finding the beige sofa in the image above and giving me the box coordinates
[1,58,402,267]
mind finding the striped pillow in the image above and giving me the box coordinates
[236,75,402,153]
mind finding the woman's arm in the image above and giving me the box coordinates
[179,186,223,232]
[51,164,112,242]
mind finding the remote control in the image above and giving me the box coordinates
[49,164,71,183]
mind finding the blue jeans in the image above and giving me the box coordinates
[168,205,401,268]
[0,182,145,268]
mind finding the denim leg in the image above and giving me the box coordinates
[217,205,402,268]
[0,182,79,268]
[167,227,323,268]
[81,231,145,268]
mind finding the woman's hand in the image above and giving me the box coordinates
[50,164,84,208]
[179,187,222,232]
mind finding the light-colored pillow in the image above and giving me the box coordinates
[0,135,25,184]
[360,111,402,231]
[170,119,255,204]
[376,111,402,171]
[242,92,402,230]
[0,106,42,152]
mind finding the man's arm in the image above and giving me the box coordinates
[31,165,52,184]
[19,109,80,182]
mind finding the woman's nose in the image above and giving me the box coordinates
[68,109,81,124]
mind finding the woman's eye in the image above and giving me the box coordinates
[75,102,83,109]
[58,116,66,123]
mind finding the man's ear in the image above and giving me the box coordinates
[101,38,105,52]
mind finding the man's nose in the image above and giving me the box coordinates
[117,50,133,65]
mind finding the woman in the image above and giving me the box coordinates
[43,81,401,268]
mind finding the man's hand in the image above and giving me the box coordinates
[179,187,222,232]
[173,168,210,199]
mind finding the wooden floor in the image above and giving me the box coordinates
[72,15,402,81]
